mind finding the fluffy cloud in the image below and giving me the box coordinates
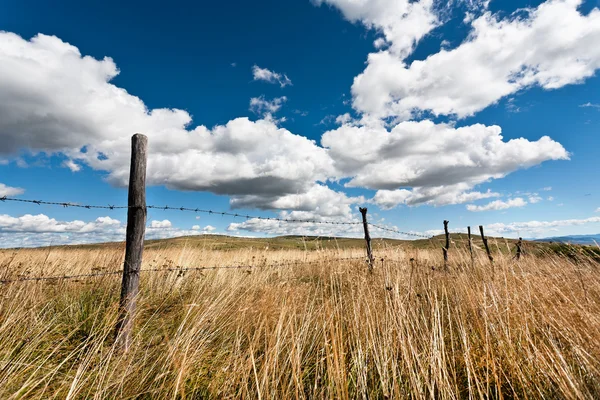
[528,195,543,204]
[0,31,571,216]
[466,197,527,212]
[0,214,218,248]
[0,183,24,197]
[249,96,287,116]
[252,65,292,87]
[230,184,363,218]
[314,0,438,58]
[323,119,568,205]
[487,217,600,236]
[349,0,600,119]
[373,184,500,209]
[227,217,363,237]
[0,32,333,205]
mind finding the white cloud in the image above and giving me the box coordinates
[203,225,216,233]
[596,207,600,213]
[548,196,554,201]
[580,102,600,109]
[487,216,600,236]
[0,213,219,248]
[348,0,600,119]
[372,184,500,209]
[227,217,363,237]
[314,0,438,58]
[62,159,81,172]
[0,31,571,215]
[0,32,334,211]
[252,65,292,87]
[323,119,568,204]
[249,96,287,116]
[150,219,172,229]
[466,197,527,212]
[542,186,552,191]
[230,184,363,218]
[0,183,24,197]
[528,195,543,204]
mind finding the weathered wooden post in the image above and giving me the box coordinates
[115,133,148,351]
[516,237,523,260]
[479,225,493,263]
[467,226,474,266]
[443,220,450,270]
[359,207,374,272]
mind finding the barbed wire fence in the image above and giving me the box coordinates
[0,134,504,349]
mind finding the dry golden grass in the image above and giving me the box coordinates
[1,241,600,399]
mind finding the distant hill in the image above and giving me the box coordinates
[534,234,600,245]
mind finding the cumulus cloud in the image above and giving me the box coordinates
[348,0,600,119]
[230,184,364,218]
[0,214,218,248]
[0,32,334,207]
[227,217,363,237]
[487,217,600,236]
[466,197,527,212]
[0,31,571,216]
[373,184,500,209]
[249,96,287,116]
[252,65,292,87]
[314,0,438,58]
[0,183,24,197]
[528,195,543,204]
[323,119,568,205]
[62,159,81,172]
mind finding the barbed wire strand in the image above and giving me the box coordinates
[0,256,374,285]
[0,196,361,226]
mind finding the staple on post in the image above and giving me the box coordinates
[115,133,148,351]
[359,207,374,272]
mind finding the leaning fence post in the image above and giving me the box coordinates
[359,207,374,272]
[443,220,450,270]
[516,237,523,260]
[479,225,494,266]
[467,226,474,266]
[115,133,148,351]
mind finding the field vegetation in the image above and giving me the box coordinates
[1,236,599,398]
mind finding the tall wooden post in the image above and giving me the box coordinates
[467,226,474,266]
[516,237,523,260]
[443,220,450,270]
[115,134,148,351]
[479,225,493,263]
[359,207,374,272]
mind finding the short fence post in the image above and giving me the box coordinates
[443,220,449,270]
[516,237,523,260]
[467,226,474,266]
[359,207,374,272]
[479,225,494,273]
[115,133,148,351]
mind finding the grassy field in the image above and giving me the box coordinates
[1,236,600,398]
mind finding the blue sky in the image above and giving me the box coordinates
[1,0,600,247]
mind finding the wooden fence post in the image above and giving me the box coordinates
[115,133,148,351]
[516,237,523,260]
[479,225,494,264]
[359,207,374,272]
[467,226,474,266]
[443,220,450,270]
